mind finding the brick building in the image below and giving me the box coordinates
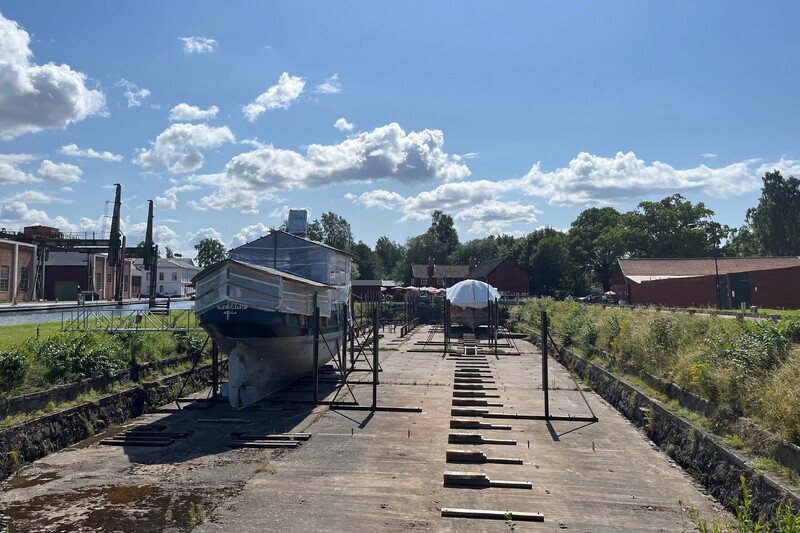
[611,257,800,309]
[0,238,37,303]
[45,251,133,301]
[411,256,529,296]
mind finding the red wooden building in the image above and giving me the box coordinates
[611,257,800,309]
[467,256,529,297]
[411,256,529,296]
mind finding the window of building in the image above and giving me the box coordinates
[107,274,112,283]
[172,272,177,281]
[158,272,164,281]
[0,266,8,292]
[96,273,102,291]
[436,277,444,287]
[123,276,129,291]
[19,267,28,291]
[159,285,164,293]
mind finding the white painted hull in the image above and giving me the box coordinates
[450,307,488,331]
[227,331,342,409]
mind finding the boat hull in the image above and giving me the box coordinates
[450,306,488,331]
[226,331,342,409]
[198,305,343,408]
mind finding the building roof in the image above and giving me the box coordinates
[411,264,470,278]
[467,256,511,279]
[617,257,800,282]
[352,279,402,287]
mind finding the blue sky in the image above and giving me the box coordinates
[1,2,799,259]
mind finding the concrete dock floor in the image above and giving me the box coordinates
[0,326,728,531]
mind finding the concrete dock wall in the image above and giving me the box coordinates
[0,364,213,481]
[534,333,800,520]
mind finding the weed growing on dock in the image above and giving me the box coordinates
[188,502,206,527]
[504,511,516,532]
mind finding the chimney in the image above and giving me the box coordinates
[427,257,435,277]
[469,257,477,271]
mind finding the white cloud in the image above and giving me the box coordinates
[700,153,718,159]
[59,143,123,162]
[169,103,219,121]
[116,79,151,108]
[347,182,541,235]
[135,123,235,174]
[0,201,73,230]
[188,122,470,212]
[315,73,342,94]
[756,158,800,179]
[0,153,37,184]
[518,151,762,205]
[455,201,541,235]
[232,223,272,246]
[334,117,354,132]
[243,72,305,121]
[7,190,54,204]
[0,12,106,140]
[188,227,225,247]
[180,36,217,54]
[153,184,199,210]
[38,160,82,182]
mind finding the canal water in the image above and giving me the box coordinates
[0,300,195,326]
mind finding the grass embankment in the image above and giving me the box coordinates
[510,299,800,529]
[509,298,800,445]
[0,320,209,407]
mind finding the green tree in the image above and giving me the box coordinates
[351,241,385,280]
[514,228,584,297]
[194,238,227,268]
[746,170,800,256]
[625,194,727,258]
[448,235,516,264]
[375,236,405,278]
[723,226,763,257]
[165,246,174,259]
[315,212,354,251]
[426,210,460,259]
[568,207,628,291]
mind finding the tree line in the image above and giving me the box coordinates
[193,170,800,297]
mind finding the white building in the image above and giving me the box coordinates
[134,257,201,297]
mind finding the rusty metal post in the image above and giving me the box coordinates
[341,303,348,377]
[372,305,379,409]
[444,299,450,355]
[542,310,549,420]
[313,293,320,404]
[211,341,219,401]
[492,298,500,359]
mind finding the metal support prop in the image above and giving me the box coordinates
[444,299,450,355]
[541,310,549,420]
[341,303,348,377]
[312,293,320,404]
[211,341,219,401]
[372,306,379,409]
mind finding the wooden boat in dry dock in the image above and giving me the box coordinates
[192,217,351,408]
[446,279,500,331]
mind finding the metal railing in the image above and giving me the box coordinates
[62,308,198,332]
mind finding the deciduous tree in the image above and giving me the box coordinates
[194,238,226,268]
[746,170,800,256]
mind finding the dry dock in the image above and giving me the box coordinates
[0,326,727,531]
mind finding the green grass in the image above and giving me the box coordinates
[0,321,62,350]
